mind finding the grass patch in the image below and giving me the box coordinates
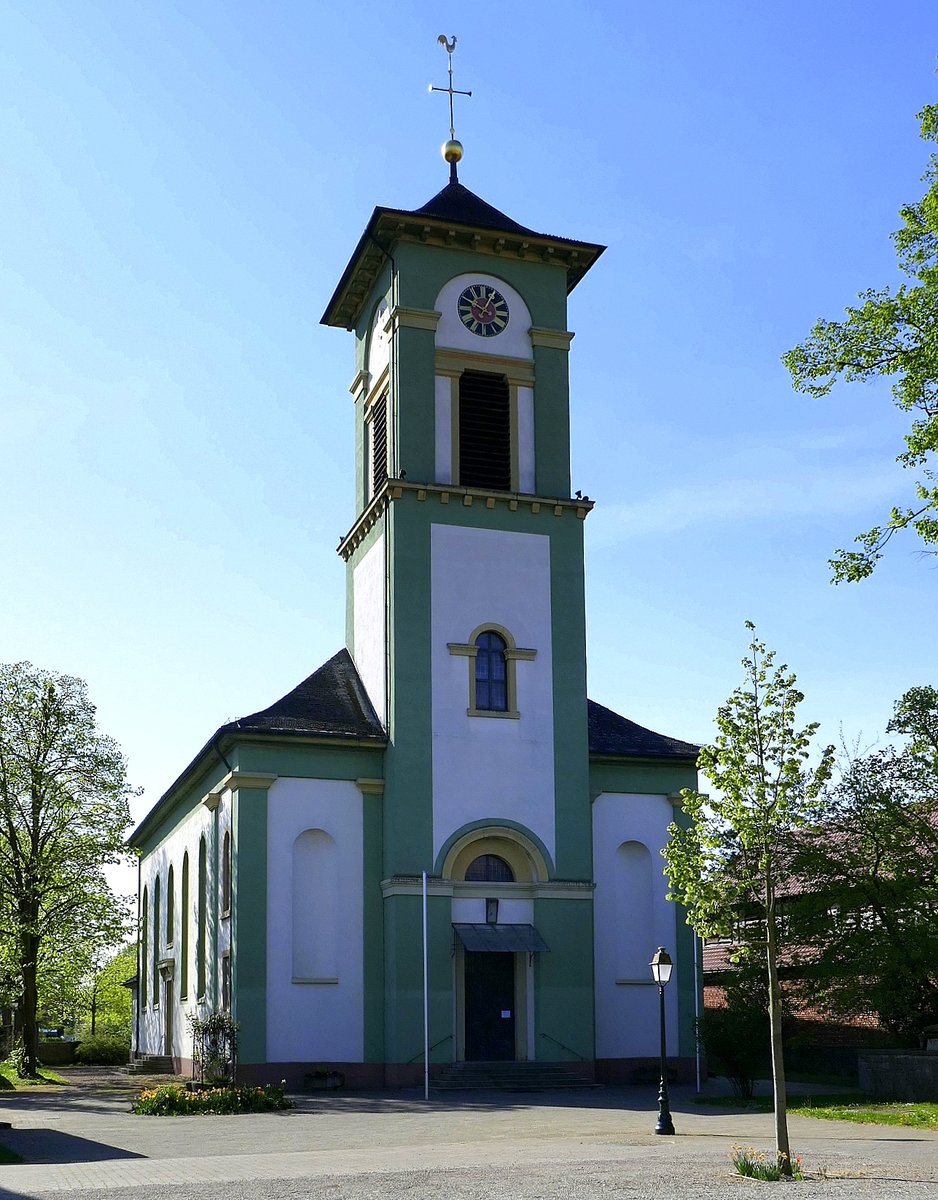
[697,1092,938,1130]
[0,1058,67,1089]
[794,1099,938,1130]
[0,1144,24,1165]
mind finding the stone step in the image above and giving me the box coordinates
[432,1061,596,1092]
[125,1054,175,1075]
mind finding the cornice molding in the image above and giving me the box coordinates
[380,876,594,900]
[390,305,441,333]
[355,778,385,796]
[349,369,370,401]
[219,771,279,793]
[435,347,535,385]
[529,327,575,350]
[338,479,593,561]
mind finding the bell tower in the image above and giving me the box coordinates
[321,45,605,1067]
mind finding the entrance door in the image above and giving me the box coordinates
[163,976,173,1057]
[464,952,515,1061]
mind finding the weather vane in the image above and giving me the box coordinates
[429,35,471,180]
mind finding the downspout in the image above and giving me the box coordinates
[134,852,141,1059]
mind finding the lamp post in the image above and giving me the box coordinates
[650,946,675,1135]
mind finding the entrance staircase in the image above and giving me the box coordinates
[124,1053,175,1076]
[432,1061,596,1092]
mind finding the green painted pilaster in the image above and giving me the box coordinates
[549,518,591,881]
[532,344,571,498]
[533,898,594,1062]
[384,499,433,875]
[394,325,437,483]
[383,893,452,1064]
[232,786,268,1065]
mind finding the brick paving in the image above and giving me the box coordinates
[0,1069,933,1198]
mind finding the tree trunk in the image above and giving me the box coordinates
[20,932,40,1078]
[90,983,98,1037]
[765,883,793,1176]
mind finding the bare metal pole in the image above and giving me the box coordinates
[423,870,429,1101]
[694,932,702,1093]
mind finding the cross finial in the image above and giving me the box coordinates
[429,34,471,182]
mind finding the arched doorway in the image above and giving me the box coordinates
[443,830,550,1063]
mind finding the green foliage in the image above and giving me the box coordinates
[784,103,938,581]
[696,968,774,1102]
[730,1146,803,1181]
[74,1035,131,1065]
[664,625,835,940]
[0,662,135,1076]
[790,687,938,1039]
[132,1082,293,1116]
[665,624,834,1175]
[188,1011,239,1084]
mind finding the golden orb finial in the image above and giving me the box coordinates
[430,36,471,181]
[442,139,463,164]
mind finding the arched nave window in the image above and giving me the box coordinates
[197,837,207,999]
[166,865,174,947]
[152,875,161,1006]
[180,852,189,999]
[221,830,232,916]
[140,886,148,1008]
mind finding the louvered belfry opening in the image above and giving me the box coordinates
[370,390,388,495]
[459,370,511,491]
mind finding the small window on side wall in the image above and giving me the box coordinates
[474,631,507,712]
[447,624,536,719]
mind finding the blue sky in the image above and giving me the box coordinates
[2,1,936,887]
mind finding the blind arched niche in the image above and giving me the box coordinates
[615,840,654,981]
[292,829,339,982]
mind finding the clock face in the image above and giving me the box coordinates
[458,284,510,338]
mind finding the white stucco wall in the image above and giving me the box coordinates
[517,386,535,493]
[430,524,555,860]
[266,777,364,1063]
[367,299,390,379]
[352,533,387,725]
[434,273,533,360]
[434,375,453,484]
[592,791,678,1058]
[138,793,224,1060]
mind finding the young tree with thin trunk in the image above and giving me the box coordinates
[0,663,133,1075]
[664,625,834,1176]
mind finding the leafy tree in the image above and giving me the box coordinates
[0,663,134,1075]
[790,688,938,1040]
[80,944,137,1039]
[664,625,834,1175]
[784,103,938,582]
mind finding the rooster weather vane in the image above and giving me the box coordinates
[430,34,471,180]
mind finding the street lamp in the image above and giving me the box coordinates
[650,946,675,1135]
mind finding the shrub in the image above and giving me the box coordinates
[74,1036,131,1066]
[132,1082,293,1116]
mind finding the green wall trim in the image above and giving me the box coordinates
[433,818,556,880]
[589,760,697,799]
[533,898,594,1061]
[232,786,268,1065]
[235,743,385,781]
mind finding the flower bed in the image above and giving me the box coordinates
[132,1083,293,1115]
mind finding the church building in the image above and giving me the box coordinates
[130,109,700,1087]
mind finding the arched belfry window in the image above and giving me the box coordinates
[474,631,508,712]
[465,854,515,883]
[448,623,536,719]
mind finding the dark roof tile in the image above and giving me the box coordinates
[587,699,699,760]
[224,649,385,741]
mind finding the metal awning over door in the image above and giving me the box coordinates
[453,923,550,953]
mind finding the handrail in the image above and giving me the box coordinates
[407,1033,454,1063]
[538,1031,586,1061]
